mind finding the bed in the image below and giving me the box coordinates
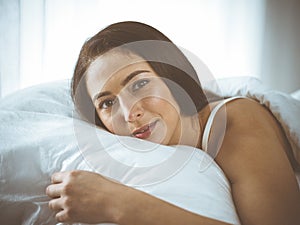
[0,77,299,225]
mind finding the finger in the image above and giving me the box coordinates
[51,171,67,184]
[55,208,71,223]
[46,183,64,198]
[48,198,63,212]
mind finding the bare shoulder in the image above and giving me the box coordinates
[213,98,300,225]
[214,97,294,180]
[210,98,280,146]
[225,98,276,131]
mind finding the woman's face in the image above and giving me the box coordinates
[85,51,183,145]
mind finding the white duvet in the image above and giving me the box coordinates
[0,77,299,225]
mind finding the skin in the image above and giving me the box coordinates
[85,51,200,147]
[46,51,300,225]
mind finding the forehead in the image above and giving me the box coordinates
[85,51,153,95]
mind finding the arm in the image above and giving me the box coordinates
[214,99,300,225]
[46,170,232,225]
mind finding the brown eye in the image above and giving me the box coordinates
[132,79,150,92]
[99,97,117,109]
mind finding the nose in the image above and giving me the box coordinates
[118,96,144,122]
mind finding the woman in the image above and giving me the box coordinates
[46,21,300,225]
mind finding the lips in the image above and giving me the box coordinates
[132,121,157,139]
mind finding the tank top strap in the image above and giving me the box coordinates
[201,96,247,152]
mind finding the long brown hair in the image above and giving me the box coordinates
[71,21,209,128]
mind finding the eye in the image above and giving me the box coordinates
[132,79,150,92]
[98,97,117,109]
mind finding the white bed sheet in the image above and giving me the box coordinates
[291,89,300,101]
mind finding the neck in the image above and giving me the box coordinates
[179,115,200,148]
[178,105,212,149]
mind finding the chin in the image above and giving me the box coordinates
[148,122,169,145]
[147,135,169,146]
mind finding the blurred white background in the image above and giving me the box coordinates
[1,0,299,98]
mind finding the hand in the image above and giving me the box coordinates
[46,171,232,225]
[46,170,123,223]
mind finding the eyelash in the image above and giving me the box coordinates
[132,79,150,92]
[98,97,117,109]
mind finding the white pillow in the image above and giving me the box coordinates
[0,80,240,225]
[0,80,74,116]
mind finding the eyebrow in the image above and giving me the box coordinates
[121,70,150,86]
[92,70,150,103]
[92,91,112,103]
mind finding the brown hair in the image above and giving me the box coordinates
[71,21,209,128]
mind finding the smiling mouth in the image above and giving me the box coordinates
[132,121,158,139]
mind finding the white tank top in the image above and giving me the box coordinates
[201,96,247,153]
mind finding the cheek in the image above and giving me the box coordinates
[97,110,129,135]
[144,83,180,114]
[145,96,180,115]
[97,110,114,132]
